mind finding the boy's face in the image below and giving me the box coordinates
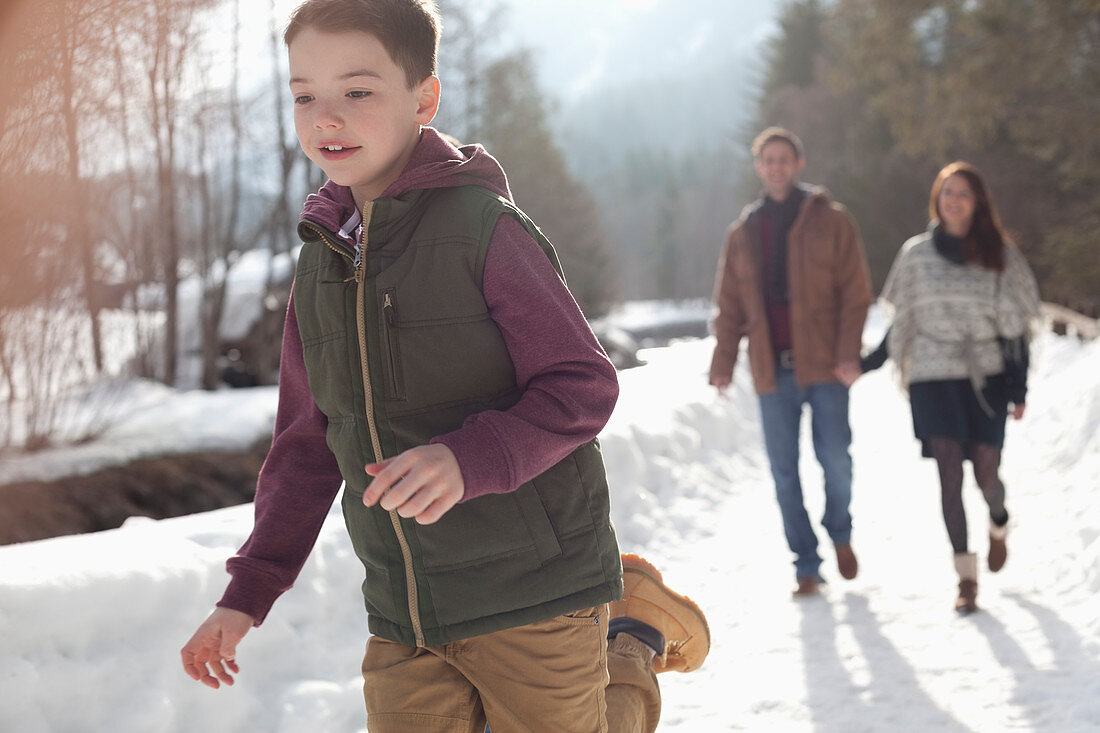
[289,28,440,207]
[753,140,805,200]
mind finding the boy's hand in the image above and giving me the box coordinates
[181,607,254,689]
[364,444,464,525]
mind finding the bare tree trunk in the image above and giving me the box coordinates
[195,101,219,390]
[148,2,186,386]
[108,12,158,379]
[0,313,16,450]
[268,0,297,260]
[198,0,244,390]
[250,0,301,385]
[58,1,104,374]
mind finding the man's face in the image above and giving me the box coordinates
[289,28,439,207]
[753,140,805,200]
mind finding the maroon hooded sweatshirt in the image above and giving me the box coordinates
[218,128,619,623]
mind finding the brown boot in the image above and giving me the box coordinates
[610,554,710,673]
[954,552,979,614]
[792,575,820,598]
[988,522,1008,573]
[835,544,858,580]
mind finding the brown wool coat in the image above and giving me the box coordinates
[709,187,873,395]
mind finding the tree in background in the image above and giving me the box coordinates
[603,145,740,302]
[189,0,245,390]
[762,0,823,93]
[829,0,1100,313]
[251,0,309,388]
[143,0,216,387]
[0,165,78,451]
[476,51,617,316]
[0,0,143,381]
[746,0,935,292]
[0,0,142,449]
[435,0,618,317]
[749,0,1100,311]
[0,0,280,449]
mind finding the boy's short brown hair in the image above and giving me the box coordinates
[284,0,441,88]
[751,126,804,160]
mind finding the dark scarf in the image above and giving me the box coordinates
[932,224,967,264]
[760,186,807,303]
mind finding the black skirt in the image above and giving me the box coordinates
[909,373,1010,457]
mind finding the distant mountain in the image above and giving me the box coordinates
[501,0,784,170]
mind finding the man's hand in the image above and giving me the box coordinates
[1011,403,1026,420]
[834,360,862,387]
[364,444,464,525]
[181,607,254,689]
[710,375,732,398]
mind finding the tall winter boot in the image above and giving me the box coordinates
[954,552,979,614]
[988,520,1008,573]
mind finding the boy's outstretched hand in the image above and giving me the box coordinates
[364,444,464,525]
[181,607,254,689]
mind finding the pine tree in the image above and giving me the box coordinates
[477,52,617,317]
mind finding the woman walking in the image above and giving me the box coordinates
[863,161,1041,613]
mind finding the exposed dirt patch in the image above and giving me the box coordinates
[0,439,270,545]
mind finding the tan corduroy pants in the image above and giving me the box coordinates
[361,604,661,733]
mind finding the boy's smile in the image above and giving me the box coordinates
[318,144,361,161]
[289,28,440,207]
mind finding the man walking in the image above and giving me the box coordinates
[709,127,873,597]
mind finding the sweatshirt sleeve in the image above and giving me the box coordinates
[217,286,344,625]
[430,215,620,502]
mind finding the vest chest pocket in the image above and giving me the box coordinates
[380,288,407,401]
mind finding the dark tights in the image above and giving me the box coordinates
[929,437,1008,554]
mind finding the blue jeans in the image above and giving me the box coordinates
[758,367,853,580]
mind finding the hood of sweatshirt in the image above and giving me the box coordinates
[299,126,513,244]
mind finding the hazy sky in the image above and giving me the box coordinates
[498,0,780,101]
[210,0,782,165]
[228,0,780,105]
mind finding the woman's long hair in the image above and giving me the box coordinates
[929,161,1007,271]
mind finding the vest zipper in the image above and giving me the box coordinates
[353,200,425,648]
[381,290,405,399]
[300,222,354,265]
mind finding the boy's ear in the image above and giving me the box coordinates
[415,75,441,125]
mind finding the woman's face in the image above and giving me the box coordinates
[937,173,976,235]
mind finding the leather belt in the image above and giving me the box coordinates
[776,349,795,369]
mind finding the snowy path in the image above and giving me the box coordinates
[1,333,1098,732]
[634,338,1100,732]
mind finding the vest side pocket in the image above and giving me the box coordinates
[514,483,563,565]
[531,443,599,537]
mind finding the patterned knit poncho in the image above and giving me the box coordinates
[881,231,1041,390]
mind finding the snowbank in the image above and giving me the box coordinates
[0,382,278,485]
[2,331,1099,732]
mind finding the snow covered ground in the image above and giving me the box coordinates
[1,320,1098,732]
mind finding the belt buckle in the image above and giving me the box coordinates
[778,350,794,369]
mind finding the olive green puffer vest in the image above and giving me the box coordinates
[293,184,622,647]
